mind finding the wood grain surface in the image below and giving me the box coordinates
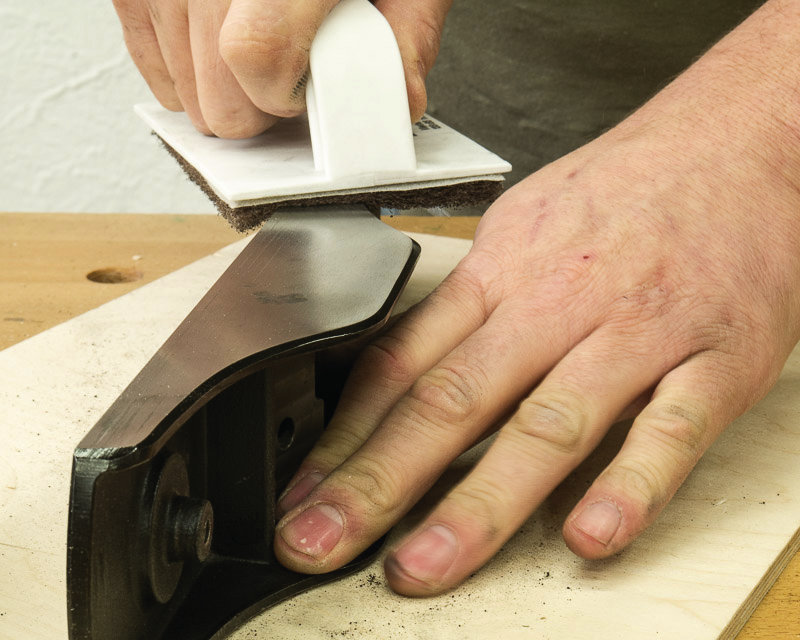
[0,213,477,349]
[0,212,798,638]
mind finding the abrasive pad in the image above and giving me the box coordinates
[153,129,505,232]
[140,106,511,232]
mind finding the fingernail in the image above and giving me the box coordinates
[573,501,621,545]
[278,472,326,516]
[388,525,458,585]
[278,503,344,559]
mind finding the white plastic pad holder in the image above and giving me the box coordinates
[306,0,417,183]
[133,0,512,209]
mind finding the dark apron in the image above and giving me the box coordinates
[427,0,767,187]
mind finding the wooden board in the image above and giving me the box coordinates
[0,213,798,639]
[0,212,478,350]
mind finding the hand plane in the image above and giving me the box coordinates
[66,1,509,635]
[67,206,420,639]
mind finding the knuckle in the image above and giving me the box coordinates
[407,364,483,426]
[218,27,264,68]
[613,269,681,323]
[459,245,506,284]
[438,262,487,302]
[308,426,363,467]
[552,257,596,289]
[218,20,279,61]
[602,460,669,513]
[537,254,599,297]
[640,402,708,460]
[434,258,496,317]
[448,481,505,542]
[358,333,418,389]
[336,458,403,518]
[511,394,586,455]
[218,21,308,103]
[509,255,601,322]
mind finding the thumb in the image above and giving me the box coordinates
[375,0,453,122]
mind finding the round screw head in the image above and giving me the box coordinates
[166,496,215,563]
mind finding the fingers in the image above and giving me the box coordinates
[277,268,491,516]
[375,0,453,121]
[562,350,758,559]
[145,0,211,133]
[112,0,181,110]
[188,0,279,138]
[118,0,322,136]
[120,0,450,137]
[219,0,340,118]
[273,294,600,574]
[274,314,544,572]
[383,326,670,596]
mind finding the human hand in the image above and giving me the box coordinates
[271,0,800,596]
[113,0,451,137]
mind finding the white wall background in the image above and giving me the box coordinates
[1,0,215,214]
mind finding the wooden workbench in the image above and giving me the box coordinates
[1,212,798,638]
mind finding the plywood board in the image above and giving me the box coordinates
[1,231,799,639]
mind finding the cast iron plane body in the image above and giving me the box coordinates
[67,207,420,639]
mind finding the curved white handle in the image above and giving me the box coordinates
[306,0,417,182]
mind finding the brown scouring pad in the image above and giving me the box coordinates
[157,135,504,233]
